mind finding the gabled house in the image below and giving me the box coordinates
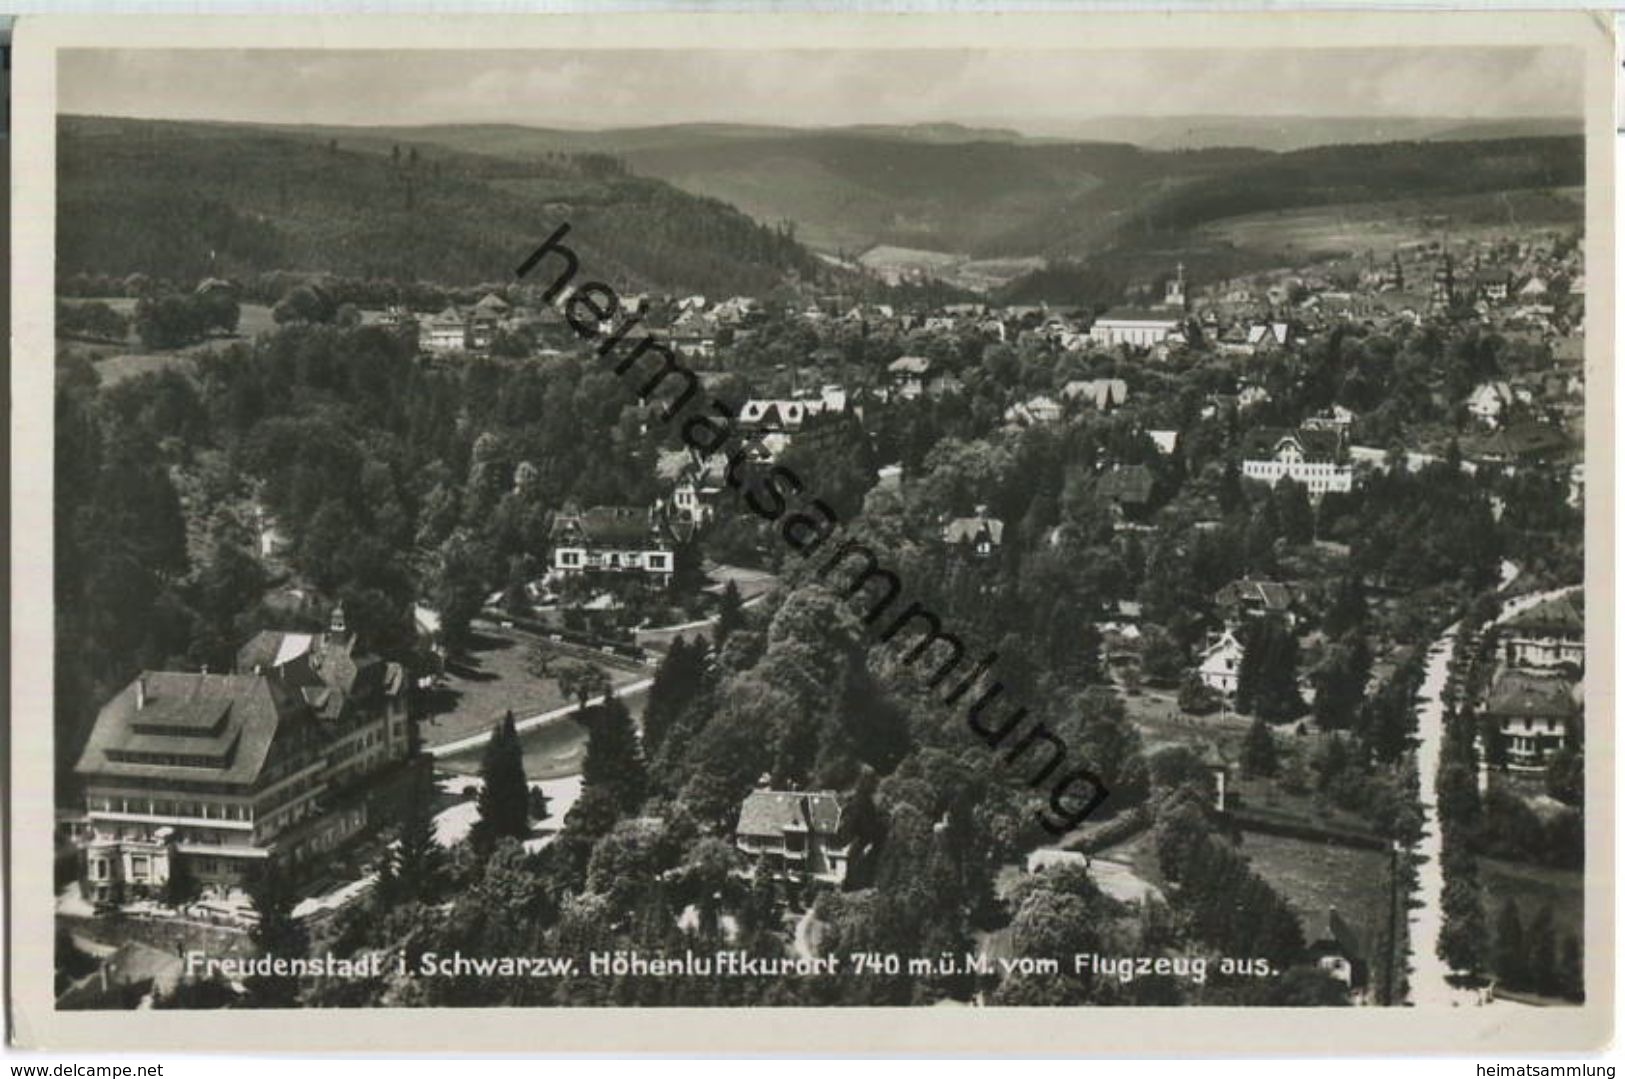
[1473,268,1514,303]
[1246,321,1294,353]
[1061,378,1129,412]
[421,306,469,353]
[550,505,675,586]
[735,789,849,886]
[942,509,1005,559]
[739,399,816,433]
[1483,670,1580,768]
[1004,395,1063,426]
[1306,908,1367,996]
[1096,464,1155,521]
[1468,381,1515,427]
[655,448,727,533]
[1147,429,1180,456]
[1500,593,1584,672]
[1198,630,1244,696]
[1215,578,1295,628]
[888,355,933,400]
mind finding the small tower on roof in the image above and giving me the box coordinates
[1165,262,1187,310]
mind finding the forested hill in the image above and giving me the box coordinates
[56,115,825,296]
[1103,136,1585,245]
[250,120,1583,262]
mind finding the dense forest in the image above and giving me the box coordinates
[57,116,824,296]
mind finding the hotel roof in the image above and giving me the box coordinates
[75,671,309,787]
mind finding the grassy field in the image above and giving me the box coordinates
[61,298,282,388]
[438,684,650,781]
[1120,690,1250,755]
[1236,831,1393,960]
[417,622,645,752]
[1195,187,1583,261]
[1089,809,1393,965]
[439,713,586,780]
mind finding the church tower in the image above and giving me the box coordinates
[1165,262,1187,310]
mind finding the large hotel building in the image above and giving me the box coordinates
[72,606,414,901]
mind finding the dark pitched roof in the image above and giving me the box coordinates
[1094,307,1183,323]
[1307,907,1362,958]
[552,505,666,548]
[1483,671,1579,720]
[1504,593,1583,636]
[1243,426,1343,463]
[75,672,309,787]
[1470,422,1570,461]
[1216,578,1294,613]
[736,789,842,838]
[1097,464,1155,506]
[236,629,393,719]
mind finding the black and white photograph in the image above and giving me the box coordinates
[7,9,1613,1054]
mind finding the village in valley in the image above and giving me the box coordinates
[52,108,1587,1011]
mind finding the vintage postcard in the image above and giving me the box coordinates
[7,10,1615,1054]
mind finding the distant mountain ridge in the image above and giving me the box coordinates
[236,117,1583,263]
[58,114,1584,299]
[972,114,1581,151]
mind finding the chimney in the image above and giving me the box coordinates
[135,675,147,710]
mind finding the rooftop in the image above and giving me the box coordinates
[76,671,307,787]
[737,789,842,838]
[1483,670,1579,720]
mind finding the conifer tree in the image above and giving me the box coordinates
[1324,575,1368,638]
[392,769,447,903]
[643,636,706,757]
[580,696,647,815]
[715,580,746,644]
[475,711,529,851]
[1241,716,1279,778]
[1237,617,1302,722]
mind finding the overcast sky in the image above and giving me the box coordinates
[59,47,1580,131]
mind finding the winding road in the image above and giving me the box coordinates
[1404,565,1573,1007]
[1406,621,1478,1007]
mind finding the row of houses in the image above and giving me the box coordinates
[1483,592,1585,769]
